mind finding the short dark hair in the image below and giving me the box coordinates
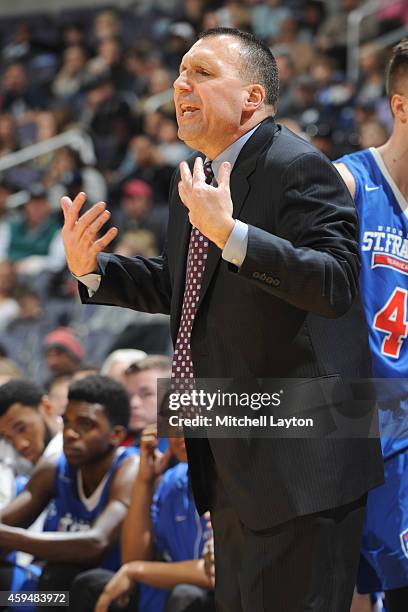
[199,27,279,107]
[386,38,408,99]
[68,375,130,428]
[0,379,44,417]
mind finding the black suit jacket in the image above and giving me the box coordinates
[80,118,383,529]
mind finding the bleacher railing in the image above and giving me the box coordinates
[347,0,408,83]
[0,129,96,173]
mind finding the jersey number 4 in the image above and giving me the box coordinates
[373,287,408,359]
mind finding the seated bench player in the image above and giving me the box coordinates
[0,375,139,611]
[93,417,214,612]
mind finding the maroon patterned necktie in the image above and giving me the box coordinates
[171,161,214,397]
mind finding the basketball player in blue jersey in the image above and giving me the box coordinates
[335,39,408,612]
[0,375,139,607]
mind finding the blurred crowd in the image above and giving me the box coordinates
[0,0,406,384]
[0,2,406,611]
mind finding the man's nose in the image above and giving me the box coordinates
[173,72,192,92]
[64,426,79,441]
[14,436,29,453]
[130,395,142,409]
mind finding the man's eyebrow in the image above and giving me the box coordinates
[179,60,213,74]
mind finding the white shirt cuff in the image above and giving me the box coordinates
[222,219,248,268]
[74,273,101,297]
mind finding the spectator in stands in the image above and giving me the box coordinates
[100,348,146,384]
[0,375,138,607]
[92,10,121,47]
[43,326,84,379]
[47,375,71,421]
[93,423,213,612]
[164,22,196,72]
[273,17,316,74]
[316,0,378,70]
[60,22,86,50]
[356,43,386,107]
[274,53,297,119]
[0,114,19,158]
[87,36,129,92]
[5,184,64,275]
[156,116,191,167]
[123,355,171,446]
[80,73,132,172]
[0,182,13,261]
[114,134,173,205]
[123,47,149,99]
[44,146,107,210]
[250,0,292,43]
[0,61,48,119]
[0,358,22,386]
[298,0,326,45]
[179,0,206,35]
[117,179,168,251]
[0,261,20,332]
[358,118,388,149]
[52,45,88,100]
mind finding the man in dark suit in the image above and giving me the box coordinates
[61,28,383,612]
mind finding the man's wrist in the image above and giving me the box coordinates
[127,560,145,580]
[214,217,235,250]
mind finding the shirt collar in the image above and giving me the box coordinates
[207,123,261,179]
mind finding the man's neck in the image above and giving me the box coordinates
[80,447,117,497]
[377,130,408,199]
[201,112,271,160]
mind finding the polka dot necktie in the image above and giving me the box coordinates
[171,161,214,408]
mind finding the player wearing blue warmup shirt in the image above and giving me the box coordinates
[335,39,408,612]
[95,422,214,612]
[0,375,139,611]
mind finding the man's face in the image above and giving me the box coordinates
[46,348,78,377]
[0,403,48,464]
[62,400,120,466]
[173,35,250,158]
[125,369,159,432]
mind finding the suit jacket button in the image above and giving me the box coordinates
[273,278,280,286]
[266,276,272,284]
[253,271,260,279]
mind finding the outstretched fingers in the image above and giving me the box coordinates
[93,226,118,252]
[60,192,87,229]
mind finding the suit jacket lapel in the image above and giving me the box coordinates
[196,117,279,311]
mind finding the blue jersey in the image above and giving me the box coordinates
[43,447,137,571]
[337,147,408,457]
[139,463,211,612]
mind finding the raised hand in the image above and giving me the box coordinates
[178,157,235,250]
[60,192,118,276]
[137,426,172,484]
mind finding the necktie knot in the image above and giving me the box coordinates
[203,161,214,185]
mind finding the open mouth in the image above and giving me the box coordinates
[180,104,200,117]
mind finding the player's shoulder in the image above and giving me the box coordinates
[335,148,376,179]
[155,462,189,499]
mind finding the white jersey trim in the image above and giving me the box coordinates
[370,147,408,217]
[77,447,125,512]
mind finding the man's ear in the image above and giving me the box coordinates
[110,425,127,447]
[390,94,408,123]
[39,395,55,421]
[243,84,265,112]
